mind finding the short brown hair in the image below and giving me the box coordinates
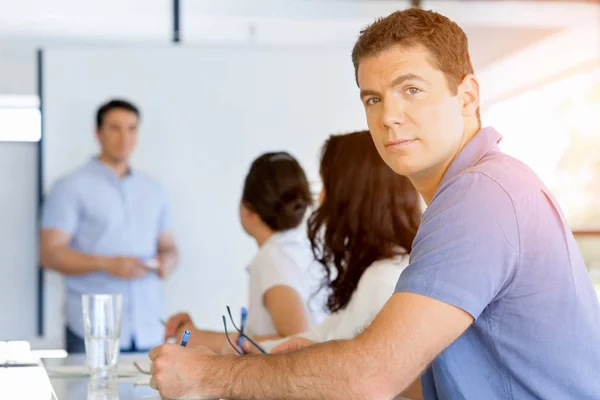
[308,131,421,312]
[352,8,474,97]
[96,99,140,128]
[242,152,312,232]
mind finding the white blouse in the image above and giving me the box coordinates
[260,254,409,351]
[245,229,328,337]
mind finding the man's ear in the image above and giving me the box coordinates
[458,74,480,118]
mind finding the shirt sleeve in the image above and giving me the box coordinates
[41,178,80,235]
[395,172,520,319]
[158,187,172,233]
[253,247,305,301]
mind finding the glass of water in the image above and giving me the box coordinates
[87,380,119,400]
[82,294,122,382]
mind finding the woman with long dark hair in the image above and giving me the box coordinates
[257,130,421,353]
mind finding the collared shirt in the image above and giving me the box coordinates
[396,127,600,399]
[42,158,171,349]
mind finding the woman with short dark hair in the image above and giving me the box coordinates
[164,151,327,351]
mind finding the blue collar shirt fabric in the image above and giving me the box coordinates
[395,127,600,399]
[42,158,171,349]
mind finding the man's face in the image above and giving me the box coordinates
[96,108,139,163]
[357,45,468,180]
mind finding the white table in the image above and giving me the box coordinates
[44,353,159,400]
[1,362,57,399]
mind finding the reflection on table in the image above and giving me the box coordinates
[45,353,159,400]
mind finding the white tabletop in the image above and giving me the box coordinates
[1,362,58,399]
[44,353,159,400]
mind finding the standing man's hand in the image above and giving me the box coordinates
[104,256,148,279]
[156,257,172,279]
[155,232,178,279]
[149,344,218,400]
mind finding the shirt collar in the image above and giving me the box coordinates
[439,126,502,188]
[89,156,134,180]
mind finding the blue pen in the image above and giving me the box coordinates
[180,330,191,347]
[237,307,248,350]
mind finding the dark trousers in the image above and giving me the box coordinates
[66,327,151,354]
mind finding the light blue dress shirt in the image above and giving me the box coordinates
[42,158,171,349]
[396,127,600,399]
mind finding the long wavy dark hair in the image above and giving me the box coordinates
[308,131,422,312]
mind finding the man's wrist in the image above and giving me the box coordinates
[97,256,112,273]
[155,255,170,277]
[200,354,237,399]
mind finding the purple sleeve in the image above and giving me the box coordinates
[395,172,520,319]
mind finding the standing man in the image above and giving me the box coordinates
[147,8,600,400]
[41,99,178,353]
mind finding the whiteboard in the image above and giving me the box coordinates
[42,45,366,337]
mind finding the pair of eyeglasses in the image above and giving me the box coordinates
[133,360,150,375]
[223,306,266,355]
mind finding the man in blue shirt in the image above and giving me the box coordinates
[146,8,600,400]
[40,99,178,353]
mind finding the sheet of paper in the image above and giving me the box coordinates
[144,258,159,269]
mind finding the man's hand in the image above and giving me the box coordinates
[156,232,178,279]
[156,257,170,279]
[149,344,218,400]
[143,257,170,279]
[104,256,148,279]
[269,337,315,354]
[164,312,193,342]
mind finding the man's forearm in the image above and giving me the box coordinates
[151,295,434,399]
[41,246,107,275]
[205,339,372,400]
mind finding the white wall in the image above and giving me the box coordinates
[37,45,366,348]
[0,48,36,94]
[0,0,598,348]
